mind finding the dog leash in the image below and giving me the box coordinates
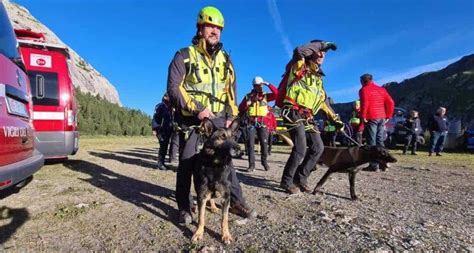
[340,129,362,147]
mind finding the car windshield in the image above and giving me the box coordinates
[0,3,22,61]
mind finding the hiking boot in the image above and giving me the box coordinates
[229,204,257,219]
[298,184,312,193]
[247,165,255,172]
[428,152,432,156]
[262,163,270,171]
[411,152,417,155]
[156,160,167,170]
[178,211,192,225]
[280,183,300,195]
[436,153,442,156]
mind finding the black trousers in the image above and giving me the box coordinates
[268,131,273,154]
[157,129,172,163]
[175,116,247,214]
[246,125,269,167]
[281,110,324,187]
[403,134,418,153]
[168,131,179,161]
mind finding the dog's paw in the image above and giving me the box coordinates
[221,233,233,245]
[192,231,204,242]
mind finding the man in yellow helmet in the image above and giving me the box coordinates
[238,76,278,172]
[279,40,344,194]
[167,6,256,224]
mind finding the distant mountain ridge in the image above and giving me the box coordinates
[332,54,474,128]
[5,0,121,105]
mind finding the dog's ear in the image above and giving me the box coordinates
[200,118,215,137]
[228,118,240,133]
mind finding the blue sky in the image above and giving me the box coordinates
[15,0,474,116]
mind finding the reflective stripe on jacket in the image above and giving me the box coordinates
[283,58,338,121]
[167,38,238,118]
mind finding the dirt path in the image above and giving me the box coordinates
[1,137,473,251]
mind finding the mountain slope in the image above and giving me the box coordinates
[5,0,121,105]
[384,54,474,127]
[332,54,474,128]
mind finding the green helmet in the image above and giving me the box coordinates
[197,6,224,28]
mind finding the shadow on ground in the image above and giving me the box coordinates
[0,206,29,245]
[64,160,191,236]
[89,151,157,169]
[235,171,285,193]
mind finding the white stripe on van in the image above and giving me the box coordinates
[33,112,65,120]
[0,83,5,98]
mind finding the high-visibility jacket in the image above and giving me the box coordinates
[350,110,361,125]
[324,121,336,132]
[168,38,237,117]
[283,59,338,122]
[247,94,268,117]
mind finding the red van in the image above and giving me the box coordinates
[0,3,44,190]
[14,29,79,159]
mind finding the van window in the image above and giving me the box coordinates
[0,4,21,60]
[28,71,59,106]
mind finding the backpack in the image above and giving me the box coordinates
[275,60,306,108]
[275,61,291,108]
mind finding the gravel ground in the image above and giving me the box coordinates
[1,136,473,251]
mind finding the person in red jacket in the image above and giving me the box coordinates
[238,76,278,172]
[359,73,395,171]
[264,106,277,156]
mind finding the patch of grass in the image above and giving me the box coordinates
[394,151,474,168]
[79,136,156,150]
[53,201,100,220]
[56,186,94,196]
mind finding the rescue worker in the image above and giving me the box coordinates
[167,6,256,224]
[152,93,173,170]
[323,119,337,147]
[238,76,278,172]
[265,106,277,156]
[279,40,344,194]
[349,100,364,145]
[402,110,421,155]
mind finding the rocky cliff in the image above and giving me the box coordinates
[4,0,121,105]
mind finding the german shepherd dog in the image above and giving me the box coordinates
[191,118,240,244]
[312,146,397,200]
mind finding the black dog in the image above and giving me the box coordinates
[312,145,397,200]
[191,118,240,244]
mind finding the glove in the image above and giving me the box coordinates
[322,42,337,51]
[334,120,345,131]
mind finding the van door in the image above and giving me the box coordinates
[28,70,63,127]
